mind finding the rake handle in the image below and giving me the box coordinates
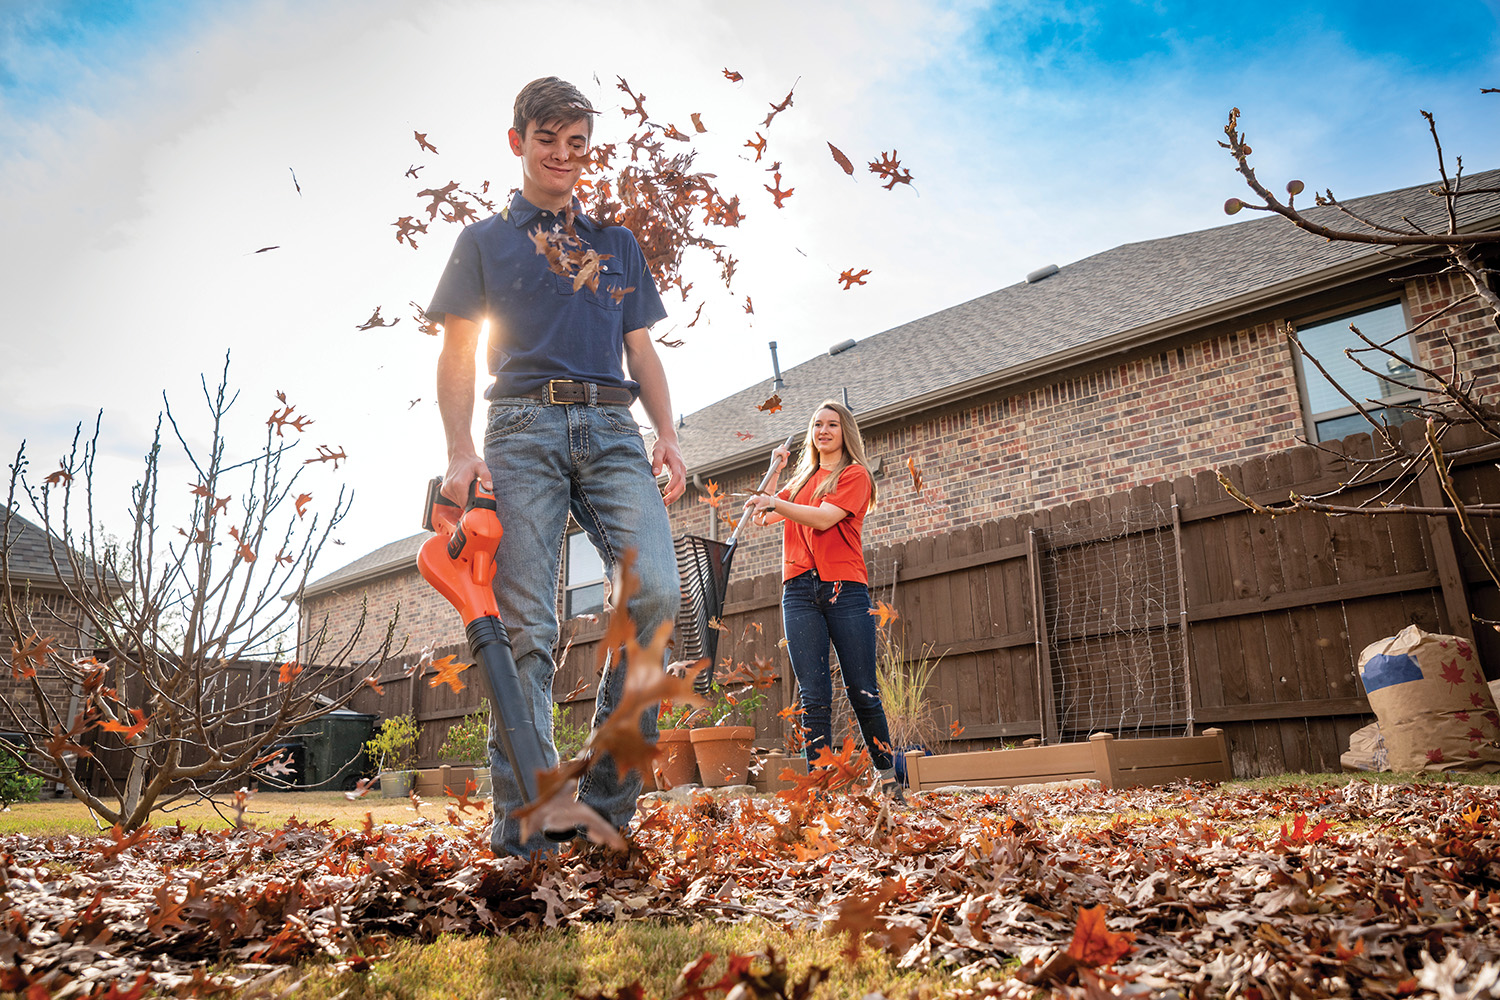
[727,434,797,549]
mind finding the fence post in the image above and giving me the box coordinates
[1028,528,1057,744]
[1170,493,1195,737]
[1416,464,1477,643]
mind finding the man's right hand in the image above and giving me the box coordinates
[441,453,492,506]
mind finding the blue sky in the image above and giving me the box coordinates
[2,0,1498,569]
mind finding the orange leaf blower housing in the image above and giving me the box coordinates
[418,478,548,802]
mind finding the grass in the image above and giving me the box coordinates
[0,789,439,837]
[268,923,952,1000]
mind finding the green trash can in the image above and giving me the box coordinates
[290,710,377,790]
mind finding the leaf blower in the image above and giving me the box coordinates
[418,477,549,803]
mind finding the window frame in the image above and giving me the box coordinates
[561,527,606,620]
[1287,296,1427,443]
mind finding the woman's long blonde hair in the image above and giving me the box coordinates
[783,400,877,512]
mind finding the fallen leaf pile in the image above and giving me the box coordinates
[1,778,1498,997]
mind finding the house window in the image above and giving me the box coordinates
[1292,300,1424,442]
[563,530,606,618]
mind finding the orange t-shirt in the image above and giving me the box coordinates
[778,465,872,583]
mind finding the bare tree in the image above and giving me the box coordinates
[2,358,395,829]
[1214,98,1500,629]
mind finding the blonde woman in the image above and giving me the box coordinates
[747,400,901,799]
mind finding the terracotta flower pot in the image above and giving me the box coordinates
[690,726,755,787]
[655,728,698,788]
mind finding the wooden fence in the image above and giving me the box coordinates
[346,422,1500,779]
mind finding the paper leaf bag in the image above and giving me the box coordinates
[1357,625,1500,772]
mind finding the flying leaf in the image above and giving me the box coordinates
[744,295,754,315]
[617,76,649,125]
[414,130,439,154]
[690,112,707,133]
[346,777,376,800]
[838,268,871,289]
[869,150,915,190]
[356,307,399,331]
[722,68,743,82]
[44,463,72,486]
[698,480,723,508]
[906,457,924,493]
[405,164,423,179]
[744,133,768,162]
[227,526,256,563]
[764,173,794,208]
[304,445,347,468]
[393,215,429,249]
[362,675,384,696]
[828,142,854,175]
[949,720,966,738]
[757,393,782,414]
[100,708,150,741]
[735,431,755,441]
[868,601,899,630]
[278,660,303,684]
[655,332,684,348]
[294,493,312,518]
[763,83,797,128]
[429,654,471,693]
[253,246,279,254]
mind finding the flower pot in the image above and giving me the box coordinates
[471,767,492,797]
[379,769,414,798]
[690,725,755,787]
[655,728,698,788]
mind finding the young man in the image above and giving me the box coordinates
[429,76,685,857]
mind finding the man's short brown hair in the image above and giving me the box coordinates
[513,77,597,140]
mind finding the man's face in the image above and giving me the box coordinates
[509,117,590,210]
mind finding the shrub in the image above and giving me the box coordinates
[0,747,44,808]
[439,704,489,764]
[364,714,419,774]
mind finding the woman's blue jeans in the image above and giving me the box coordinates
[482,397,676,857]
[781,571,895,771]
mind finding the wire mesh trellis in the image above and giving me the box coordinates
[1039,496,1191,740]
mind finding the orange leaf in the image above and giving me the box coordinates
[295,493,312,518]
[1066,905,1135,968]
[868,600,899,630]
[100,708,149,741]
[698,480,723,508]
[744,132,767,161]
[428,653,471,693]
[10,633,55,680]
[44,463,71,486]
[838,268,871,289]
[906,457,924,493]
[757,393,782,414]
[278,660,303,684]
[722,68,743,83]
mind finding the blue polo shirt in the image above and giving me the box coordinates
[427,192,668,400]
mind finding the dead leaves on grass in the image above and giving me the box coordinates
[3,781,1500,996]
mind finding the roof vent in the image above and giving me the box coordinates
[1025,263,1060,284]
[828,338,857,356]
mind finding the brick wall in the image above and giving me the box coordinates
[677,271,1498,583]
[0,588,95,729]
[301,268,1499,656]
[300,571,463,661]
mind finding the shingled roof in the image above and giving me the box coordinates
[677,169,1500,476]
[301,531,432,598]
[2,505,74,587]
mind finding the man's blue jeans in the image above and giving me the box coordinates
[482,397,676,856]
[781,571,895,772]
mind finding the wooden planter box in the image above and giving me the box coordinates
[903,729,1232,792]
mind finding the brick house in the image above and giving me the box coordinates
[300,170,1500,666]
[1,505,102,727]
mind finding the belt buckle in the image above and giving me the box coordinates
[545,379,568,405]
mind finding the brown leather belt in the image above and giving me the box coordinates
[524,379,634,405]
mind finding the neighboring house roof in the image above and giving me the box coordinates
[301,531,432,599]
[1,505,72,587]
[676,169,1500,477]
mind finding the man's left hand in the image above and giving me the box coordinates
[653,437,686,505]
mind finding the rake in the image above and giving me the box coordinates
[675,435,795,694]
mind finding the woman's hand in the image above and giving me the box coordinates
[747,492,778,526]
[771,446,790,472]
